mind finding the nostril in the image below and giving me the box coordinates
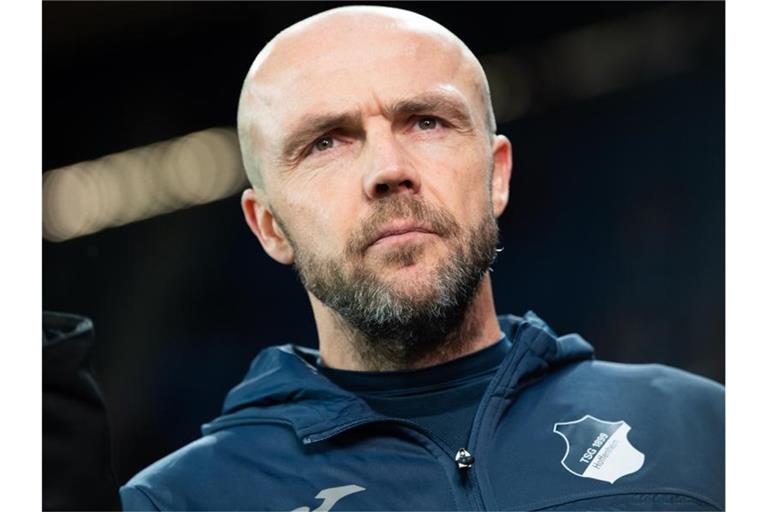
[375,183,389,195]
[401,179,413,189]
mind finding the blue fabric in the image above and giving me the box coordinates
[318,335,512,450]
[121,312,724,511]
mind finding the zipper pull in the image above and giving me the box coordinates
[455,448,475,469]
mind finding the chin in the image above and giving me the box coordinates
[371,241,445,268]
[378,265,441,297]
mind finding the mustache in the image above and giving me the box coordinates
[345,195,462,255]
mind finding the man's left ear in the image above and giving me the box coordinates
[490,134,513,218]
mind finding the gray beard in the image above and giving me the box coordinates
[281,195,499,370]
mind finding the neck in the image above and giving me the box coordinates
[310,274,502,371]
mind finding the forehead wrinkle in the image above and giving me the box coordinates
[278,88,478,167]
[240,8,497,184]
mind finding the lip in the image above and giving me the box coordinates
[369,222,436,248]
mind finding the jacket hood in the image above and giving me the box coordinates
[202,311,594,443]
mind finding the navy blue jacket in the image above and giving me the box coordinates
[121,312,724,511]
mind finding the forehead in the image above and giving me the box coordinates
[245,19,482,149]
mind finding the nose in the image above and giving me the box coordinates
[362,127,421,200]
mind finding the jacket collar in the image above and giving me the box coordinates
[202,312,594,442]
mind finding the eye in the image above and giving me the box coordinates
[417,117,439,130]
[313,136,335,152]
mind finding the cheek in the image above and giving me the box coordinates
[275,185,358,254]
[419,143,492,222]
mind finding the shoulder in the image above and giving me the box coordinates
[120,423,300,511]
[535,359,724,430]
[507,360,725,509]
[557,360,723,410]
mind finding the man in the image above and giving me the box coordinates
[121,6,724,511]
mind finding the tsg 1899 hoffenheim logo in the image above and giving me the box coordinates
[553,415,645,484]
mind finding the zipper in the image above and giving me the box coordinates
[303,416,483,510]
[302,335,532,511]
[463,329,534,511]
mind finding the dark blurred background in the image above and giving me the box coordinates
[43,0,724,494]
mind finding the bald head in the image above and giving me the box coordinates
[237,5,497,190]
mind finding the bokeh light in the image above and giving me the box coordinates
[43,127,248,242]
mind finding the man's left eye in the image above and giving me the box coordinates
[417,117,439,130]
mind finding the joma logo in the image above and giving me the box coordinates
[291,484,366,512]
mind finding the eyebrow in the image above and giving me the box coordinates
[277,91,475,166]
[279,111,364,165]
[385,92,473,128]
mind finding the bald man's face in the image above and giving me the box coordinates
[241,12,511,343]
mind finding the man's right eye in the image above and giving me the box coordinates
[313,136,334,152]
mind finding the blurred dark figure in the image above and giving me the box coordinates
[43,311,120,510]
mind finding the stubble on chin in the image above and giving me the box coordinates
[280,195,499,370]
[368,241,426,270]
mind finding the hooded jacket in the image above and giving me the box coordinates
[121,312,724,511]
[43,312,120,511]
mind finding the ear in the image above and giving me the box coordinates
[241,188,295,265]
[490,134,513,218]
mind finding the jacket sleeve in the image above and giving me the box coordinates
[120,486,161,511]
[43,311,121,510]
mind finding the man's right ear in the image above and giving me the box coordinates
[241,188,295,265]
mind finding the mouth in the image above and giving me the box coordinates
[368,222,437,248]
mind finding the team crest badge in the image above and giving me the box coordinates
[553,415,645,484]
